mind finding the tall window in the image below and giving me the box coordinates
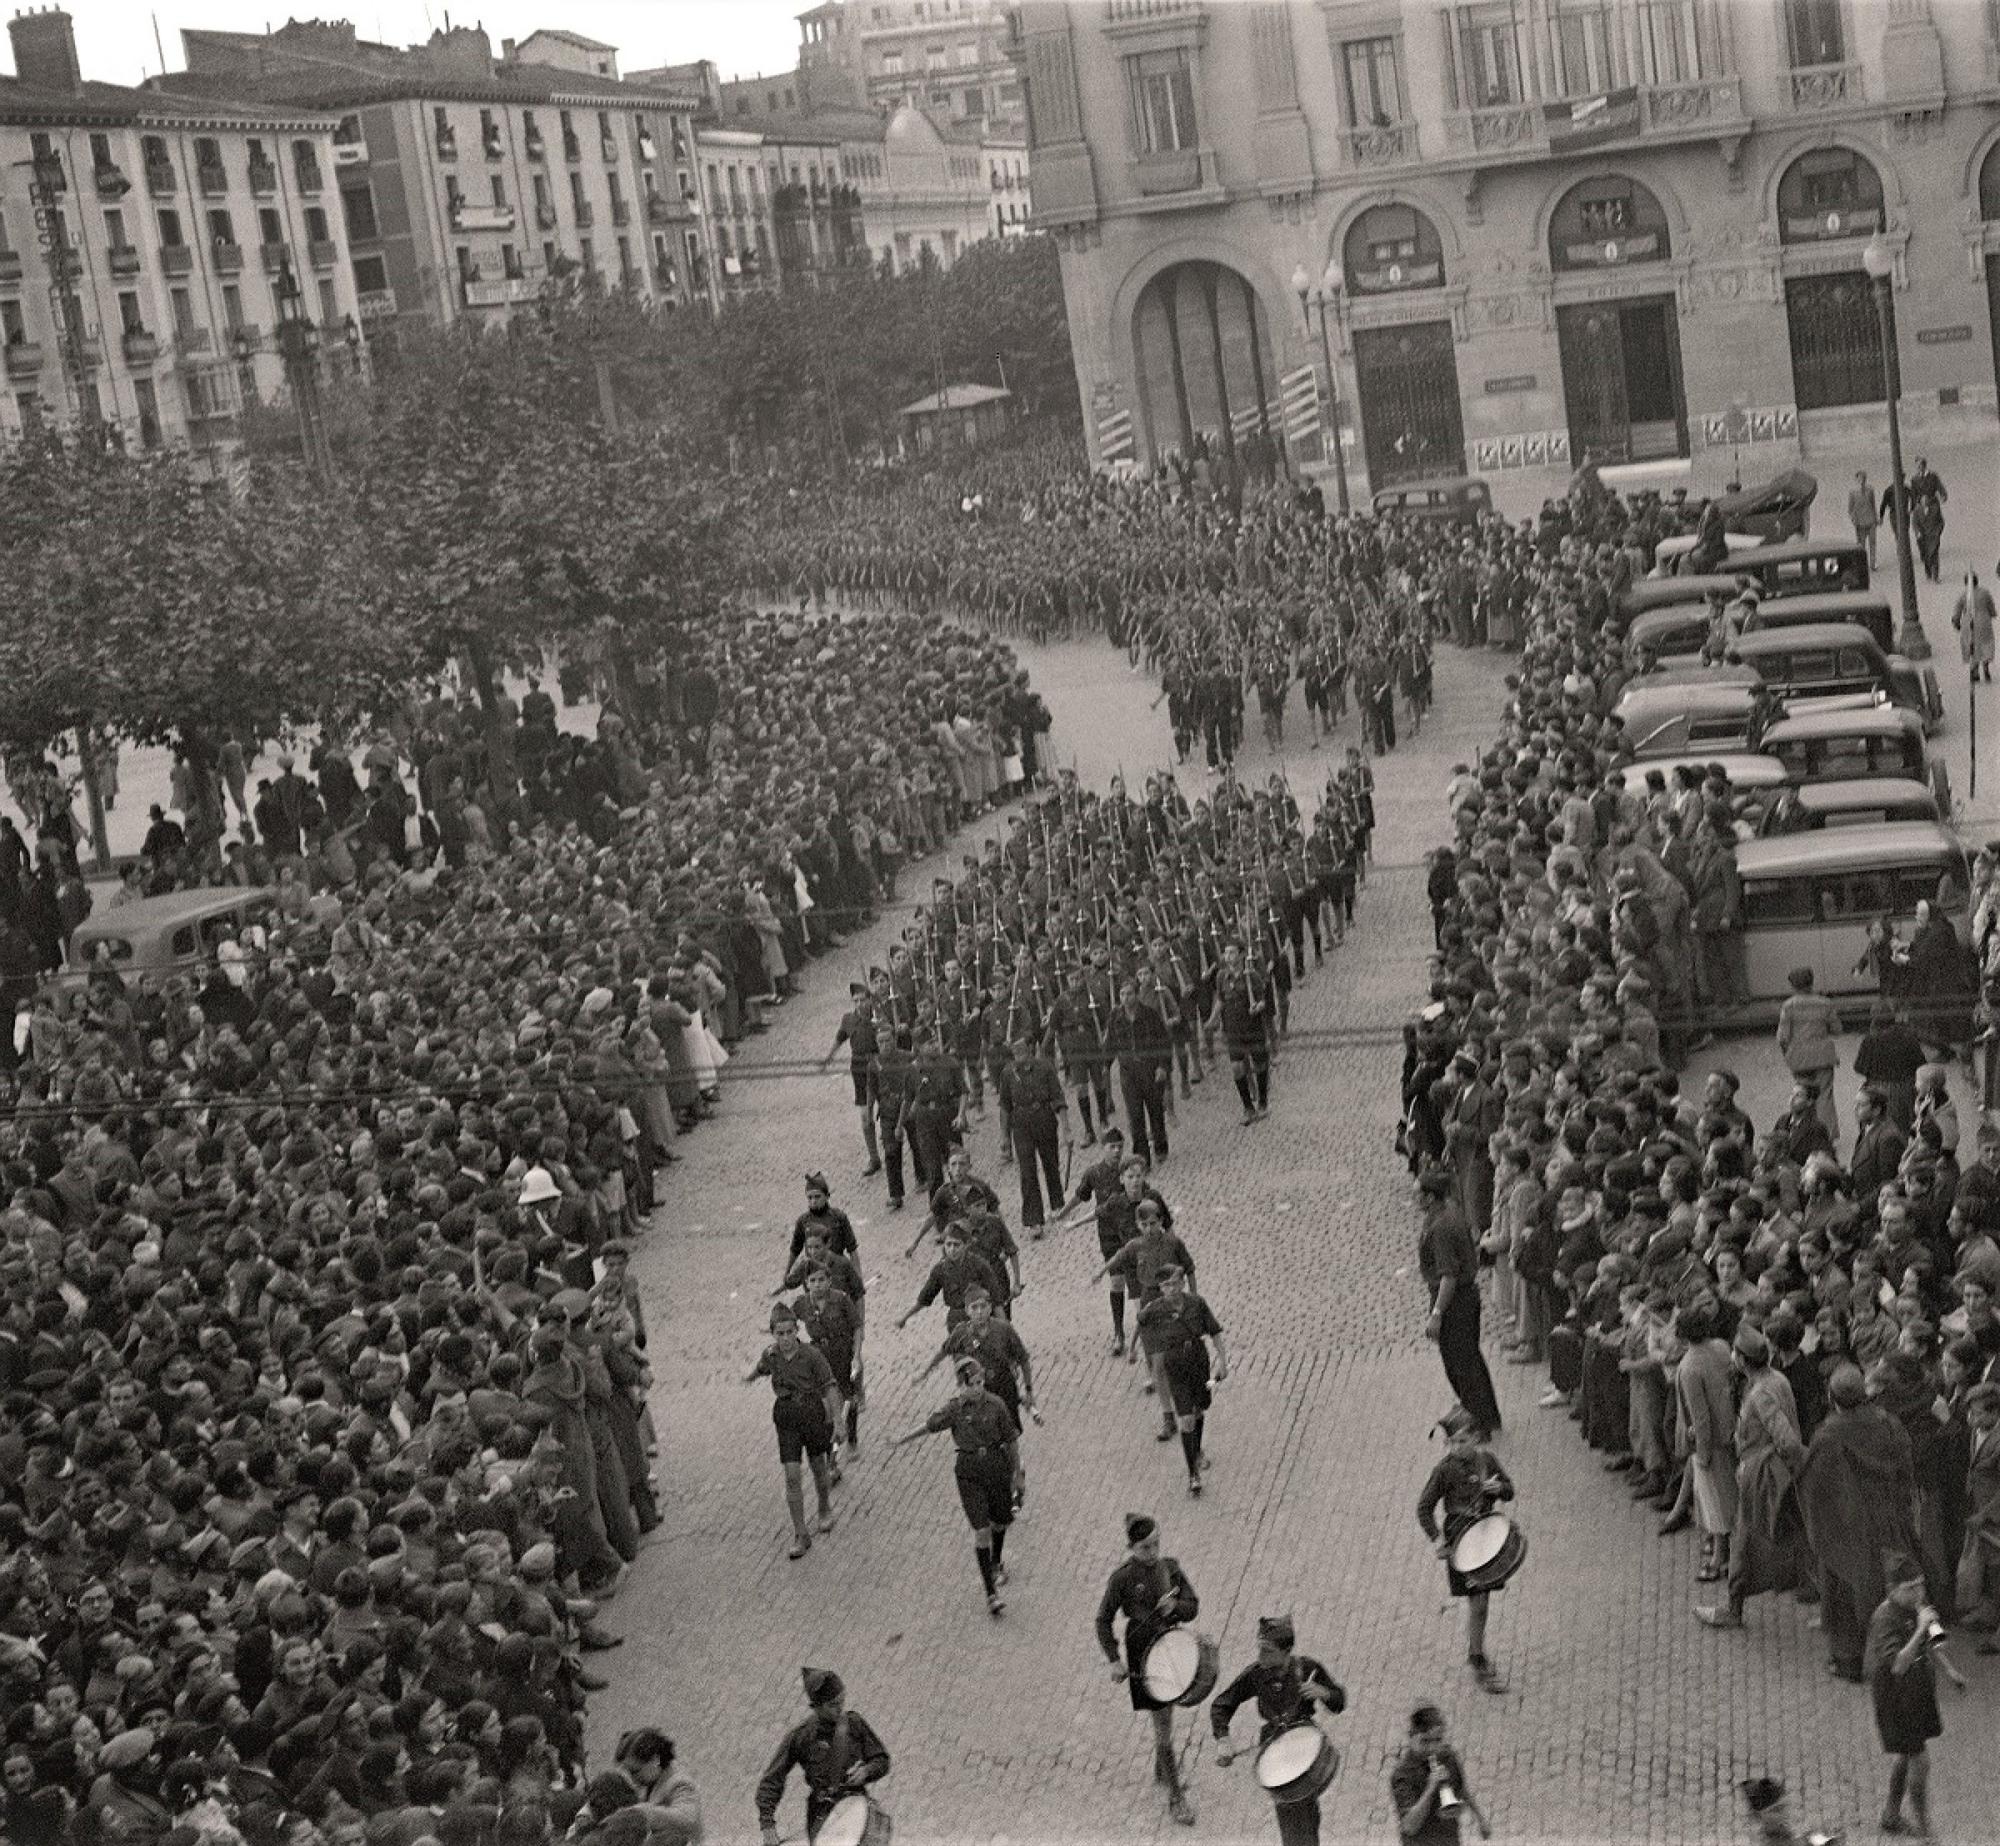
[341,185,378,242]
[1784,0,1844,65]
[1341,36,1403,126]
[1550,3,1615,95]
[1457,8,1524,105]
[1637,0,1708,82]
[1127,49,1199,154]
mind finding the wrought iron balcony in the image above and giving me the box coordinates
[3,341,43,380]
[122,330,159,365]
[160,242,193,276]
[248,156,277,195]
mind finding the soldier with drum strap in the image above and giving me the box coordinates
[1417,1410,1519,1695]
[756,1668,891,1846]
[1211,1615,1347,1846]
[1095,1513,1200,1827]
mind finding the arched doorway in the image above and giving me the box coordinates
[1341,202,1466,486]
[1776,147,1890,409]
[1547,175,1687,464]
[1131,260,1279,464]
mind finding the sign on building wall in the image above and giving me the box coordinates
[1093,381,1133,462]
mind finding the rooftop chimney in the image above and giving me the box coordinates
[9,7,83,94]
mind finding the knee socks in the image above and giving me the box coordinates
[991,1525,1006,1567]
[1178,1418,1204,1472]
[1110,1290,1126,1340]
[975,1541,996,1595]
[1235,1070,1256,1111]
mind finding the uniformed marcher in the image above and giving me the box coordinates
[1095,1513,1199,1827]
[890,1355,1020,1615]
[794,1264,864,1464]
[774,1223,866,1332]
[1211,1616,1348,1846]
[786,1173,858,1281]
[822,986,883,1175]
[1418,1408,1517,1695]
[755,1667,890,1846]
[897,1222,1008,1334]
[1216,941,1272,1123]
[1137,1262,1228,1495]
[743,1303,838,1560]
[919,1284,1041,1505]
[907,1144,1005,1259]
[1004,1031,1071,1234]
[874,1029,917,1211]
[1095,1194,1196,1426]
[1417,1165,1503,1442]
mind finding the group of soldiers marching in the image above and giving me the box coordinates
[826,765,1377,1231]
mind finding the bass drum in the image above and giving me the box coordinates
[1254,1723,1339,1806]
[1141,1628,1221,1707]
[815,1795,891,1846]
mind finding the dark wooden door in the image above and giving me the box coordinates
[1351,319,1465,487]
[1556,301,1630,463]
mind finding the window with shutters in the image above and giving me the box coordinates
[1126,49,1199,154]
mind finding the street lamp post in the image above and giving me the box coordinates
[274,252,333,483]
[1861,232,1929,661]
[1291,259,1351,514]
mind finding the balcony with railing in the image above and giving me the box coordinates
[146,159,177,196]
[600,135,620,164]
[94,162,130,197]
[1106,0,1204,28]
[261,240,287,275]
[436,126,458,161]
[610,196,631,226]
[294,151,324,193]
[108,243,142,276]
[197,160,228,196]
[1129,145,1221,201]
[450,202,516,233]
[160,241,193,276]
[1787,61,1862,108]
[122,329,159,366]
[212,238,244,273]
[0,250,22,284]
[1341,120,1422,169]
[574,200,595,227]
[536,201,559,230]
[563,131,583,163]
[483,131,504,161]
[333,118,367,165]
[308,237,338,268]
[248,155,277,195]
[50,245,82,281]
[176,326,213,355]
[3,341,42,380]
[229,325,264,354]
[525,129,546,162]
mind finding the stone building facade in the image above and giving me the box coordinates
[1017,0,2000,503]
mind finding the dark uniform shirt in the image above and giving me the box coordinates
[1417,1202,1479,1306]
[914,1249,1008,1324]
[1416,1447,1514,1544]
[922,1387,1017,1455]
[1137,1290,1221,1364]
[1094,1555,1199,1669]
[789,1206,859,1270]
[753,1711,891,1830]
[781,1248,866,1308]
[1388,1744,1470,1846]
[940,1317,1030,1404]
[1105,1229,1196,1303]
[1209,1653,1346,1745]
[793,1287,861,1383]
[752,1341,835,1407]
[1007,1054,1066,1121]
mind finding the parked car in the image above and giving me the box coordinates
[1723,622,1941,731]
[63,887,275,987]
[1369,476,1492,528]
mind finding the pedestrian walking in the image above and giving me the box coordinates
[1417,1167,1502,1441]
[1953,569,1995,683]
[1849,469,1880,569]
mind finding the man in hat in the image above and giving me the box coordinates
[919,1284,1039,1504]
[1417,1167,1502,1443]
[755,1668,890,1846]
[889,1353,1019,1616]
[743,1303,838,1560]
[1865,1554,1962,1837]
[1417,1409,1516,1696]
[1211,1615,1347,1846]
[1094,1513,1199,1827]
[1389,1704,1490,1844]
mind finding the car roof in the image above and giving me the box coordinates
[70,887,274,942]
[1795,777,1935,812]
[1616,753,1788,789]
[1762,704,1923,741]
[1627,607,1714,646]
[1736,536,1868,565]
[1735,821,1962,880]
[1372,476,1488,498]
[1744,590,1891,620]
[1621,574,1740,610]
[1615,679,1762,720]
[1727,622,1882,655]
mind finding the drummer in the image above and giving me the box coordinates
[916,1285,1042,1508]
[1417,1409,1516,1695]
[755,1667,892,1846]
[1210,1615,1347,1846]
[1094,1512,1200,1827]
[889,1355,1018,1615]
[1136,1261,1229,1496]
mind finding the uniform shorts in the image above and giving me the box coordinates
[850,1068,877,1108]
[1161,1350,1212,1418]
[954,1452,1015,1530]
[774,1395,834,1464]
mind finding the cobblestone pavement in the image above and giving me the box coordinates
[592,631,2000,1846]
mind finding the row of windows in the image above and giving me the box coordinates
[428,104,688,166]
[2,267,338,347]
[28,128,327,192]
[1,197,333,263]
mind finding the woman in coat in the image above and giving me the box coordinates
[1700,1324,1806,1628]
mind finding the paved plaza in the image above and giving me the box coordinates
[589,623,2000,1845]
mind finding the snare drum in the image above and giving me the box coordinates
[816,1794,892,1846]
[1450,1513,1527,1594]
[1140,1627,1221,1707]
[1253,1723,1340,1806]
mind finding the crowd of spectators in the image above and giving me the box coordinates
[0,608,1042,1846]
[1412,474,2000,1808]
